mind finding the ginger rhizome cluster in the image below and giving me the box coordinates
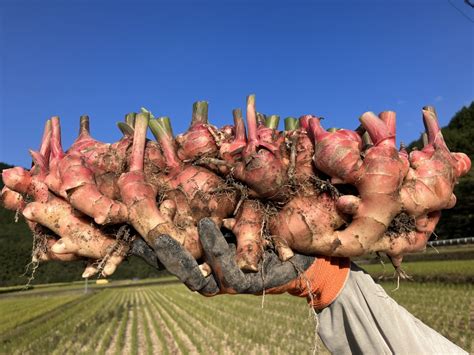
[1,96,470,279]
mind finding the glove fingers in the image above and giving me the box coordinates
[130,237,162,269]
[198,218,250,293]
[155,235,219,295]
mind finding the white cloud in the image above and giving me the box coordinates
[434,95,444,102]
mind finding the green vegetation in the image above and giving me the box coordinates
[0,276,471,353]
[0,293,81,335]
[361,259,474,283]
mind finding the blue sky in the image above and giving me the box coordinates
[1,0,473,167]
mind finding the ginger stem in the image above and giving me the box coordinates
[39,120,52,158]
[129,112,149,172]
[246,94,258,143]
[233,109,247,142]
[125,113,136,128]
[79,115,90,136]
[149,117,180,169]
[265,115,280,129]
[191,101,209,126]
[284,117,298,131]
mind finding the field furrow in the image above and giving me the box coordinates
[142,301,166,354]
[154,289,220,353]
[86,292,124,353]
[135,290,150,355]
[105,292,132,355]
[147,289,199,354]
[160,285,319,353]
[122,305,135,354]
[141,290,180,354]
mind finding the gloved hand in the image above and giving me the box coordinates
[132,218,351,310]
[130,236,165,270]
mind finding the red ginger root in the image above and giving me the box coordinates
[220,109,246,162]
[231,95,290,201]
[119,113,204,259]
[223,200,265,271]
[283,112,409,256]
[377,211,441,274]
[46,116,129,225]
[150,114,237,228]
[289,115,316,185]
[2,121,126,276]
[381,108,471,270]
[1,186,26,212]
[1,121,79,263]
[4,99,471,278]
[175,101,219,161]
[3,165,124,276]
[269,191,347,258]
[313,113,406,255]
[168,105,263,272]
[1,186,81,263]
[400,107,471,217]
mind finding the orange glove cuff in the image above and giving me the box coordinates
[265,256,351,311]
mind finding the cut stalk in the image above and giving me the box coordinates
[256,112,266,126]
[50,116,64,158]
[246,94,258,143]
[328,127,338,133]
[191,101,209,126]
[129,112,150,172]
[233,108,246,142]
[265,115,280,129]
[117,113,136,136]
[117,122,135,136]
[160,116,174,136]
[422,108,440,145]
[422,133,429,148]
[284,117,298,131]
[149,117,180,169]
[140,107,155,119]
[362,131,373,146]
[79,115,90,136]
[355,124,365,136]
[378,111,396,136]
[126,113,136,128]
[359,112,394,146]
[39,120,52,158]
[308,117,328,142]
[299,115,311,131]
[423,105,437,115]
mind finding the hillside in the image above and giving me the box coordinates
[1,102,472,285]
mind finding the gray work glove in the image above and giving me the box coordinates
[131,218,316,296]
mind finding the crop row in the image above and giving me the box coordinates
[1,281,471,354]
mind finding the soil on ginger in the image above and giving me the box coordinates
[386,212,416,238]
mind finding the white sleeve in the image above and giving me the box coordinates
[317,263,468,355]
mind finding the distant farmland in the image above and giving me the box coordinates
[1,270,472,354]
